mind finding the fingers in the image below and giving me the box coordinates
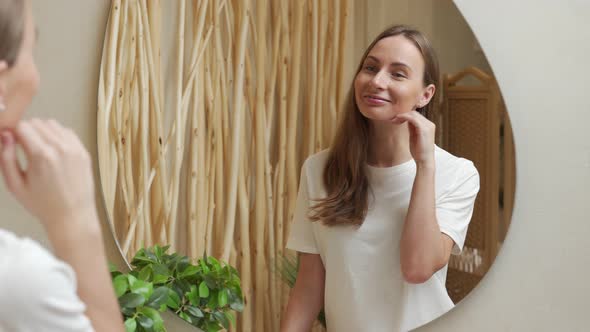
[0,131,25,196]
[13,120,47,159]
[44,119,85,152]
[45,119,67,139]
[30,119,63,148]
[391,111,434,129]
[391,111,419,126]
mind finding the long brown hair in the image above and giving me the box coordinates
[0,0,26,67]
[309,25,440,226]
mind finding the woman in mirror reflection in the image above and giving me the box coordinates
[0,1,123,331]
[281,25,480,332]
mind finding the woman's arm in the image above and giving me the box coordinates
[44,209,124,332]
[391,112,454,284]
[280,253,326,332]
[399,163,454,284]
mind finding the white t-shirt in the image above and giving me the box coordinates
[0,229,94,332]
[286,146,479,332]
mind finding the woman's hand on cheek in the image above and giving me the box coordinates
[0,119,98,230]
[391,111,436,167]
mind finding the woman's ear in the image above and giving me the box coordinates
[417,84,436,109]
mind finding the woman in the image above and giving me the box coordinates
[0,1,123,331]
[281,25,480,332]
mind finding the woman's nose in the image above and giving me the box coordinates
[369,70,388,89]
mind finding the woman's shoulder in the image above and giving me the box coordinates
[0,229,80,317]
[303,149,331,167]
[0,229,63,270]
[301,149,331,176]
[434,146,479,182]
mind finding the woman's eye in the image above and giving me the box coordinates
[392,72,406,79]
[364,65,378,72]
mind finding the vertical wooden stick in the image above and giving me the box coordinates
[221,0,250,262]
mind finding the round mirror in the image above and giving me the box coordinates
[97,0,515,331]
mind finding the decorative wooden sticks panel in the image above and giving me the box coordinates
[97,0,350,330]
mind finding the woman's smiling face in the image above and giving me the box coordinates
[354,35,434,122]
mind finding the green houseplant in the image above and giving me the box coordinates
[111,245,244,332]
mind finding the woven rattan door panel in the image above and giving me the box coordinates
[441,67,505,303]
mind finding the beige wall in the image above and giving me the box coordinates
[0,1,120,261]
[1,1,588,331]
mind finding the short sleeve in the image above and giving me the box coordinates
[0,233,94,332]
[436,161,480,255]
[285,160,320,254]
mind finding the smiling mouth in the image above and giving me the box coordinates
[364,95,391,103]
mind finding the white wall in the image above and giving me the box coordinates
[417,1,590,330]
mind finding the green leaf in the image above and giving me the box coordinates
[138,307,164,331]
[223,311,236,326]
[204,321,222,332]
[229,283,243,299]
[113,274,129,298]
[134,248,146,258]
[152,274,169,285]
[187,316,204,329]
[213,311,230,329]
[207,256,221,272]
[186,305,204,318]
[131,248,157,267]
[173,279,192,297]
[166,288,181,309]
[208,292,218,310]
[187,285,199,306]
[138,266,153,281]
[230,298,244,312]
[224,311,236,328]
[152,265,170,285]
[145,249,158,262]
[146,286,168,310]
[199,259,210,274]
[178,264,199,278]
[218,289,228,307]
[130,279,154,300]
[179,311,191,323]
[121,307,135,317]
[153,264,170,277]
[203,276,217,290]
[154,245,163,260]
[124,318,137,332]
[175,255,191,273]
[199,281,210,298]
[127,274,139,287]
[119,293,145,309]
[137,315,154,331]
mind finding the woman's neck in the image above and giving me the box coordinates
[366,120,413,167]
